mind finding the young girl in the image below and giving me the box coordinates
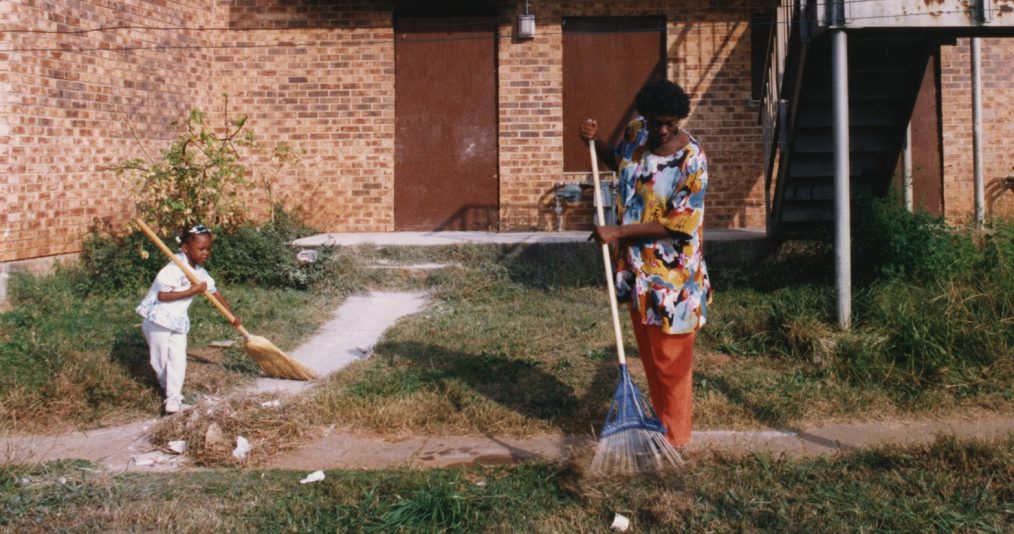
[135,224,240,414]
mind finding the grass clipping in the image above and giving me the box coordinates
[150,394,314,467]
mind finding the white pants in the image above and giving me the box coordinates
[142,320,187,403]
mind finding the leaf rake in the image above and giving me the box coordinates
[586,138,684,476]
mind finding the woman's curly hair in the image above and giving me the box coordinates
[635,78,690,119]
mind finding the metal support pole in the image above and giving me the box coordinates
[971,38,985,229]
[832,28,851,330]
[903,122,913,212]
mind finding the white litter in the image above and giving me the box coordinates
[168,440,188,454]
[299,470,325,484]
[610,512,630,532]
[209,340,235,348]
[232,436,251,459]
[57,477,67,485]
[260,399,281,408]
[132,452,168,467]
[296,249,319,264]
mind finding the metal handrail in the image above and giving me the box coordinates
[761,0,813,232]
[761,0,797,208]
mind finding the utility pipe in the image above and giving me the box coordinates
[971,38,985,229]
[832,27,851,330]
[903,122,913,212]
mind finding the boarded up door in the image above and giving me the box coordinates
[562,17,666,172]
[394,16,499,231]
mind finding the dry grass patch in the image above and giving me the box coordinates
[149,394,315,467]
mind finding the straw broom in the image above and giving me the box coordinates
[586,139,683,476]
[134,219,318,381]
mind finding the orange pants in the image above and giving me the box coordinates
[629,307,695,446]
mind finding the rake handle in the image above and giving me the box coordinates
[133,218,252,339]
[589,139,627,366]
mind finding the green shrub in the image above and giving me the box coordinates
[835,202,1013,397]
[78,228,168,295]
[704,199,1012,400]
[853,196,980,284]
[78,208,342,293]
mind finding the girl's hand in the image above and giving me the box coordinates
[580,118,598,141]
[231,316,242,328]
[190,282,208,295]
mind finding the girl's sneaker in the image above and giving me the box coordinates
[164,398,182,414]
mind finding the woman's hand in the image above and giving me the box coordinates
[579,118,598,141]
[589,225,623,246]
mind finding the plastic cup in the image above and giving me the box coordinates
[610,512,630,532]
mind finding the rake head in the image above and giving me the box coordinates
[591,364,684,476]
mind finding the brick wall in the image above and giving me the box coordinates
[15,0,966,263]
[498,1,768,231]
[209,0,396,232]
[0,0,213,262]
[940,38,1014,223]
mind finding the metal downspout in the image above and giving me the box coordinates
[831,4,851,330]
[971,38,985,229]
[904,123,913,212]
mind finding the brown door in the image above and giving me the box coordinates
[562,17,666,172]
[909,49,943,216]
[394,16,499,231]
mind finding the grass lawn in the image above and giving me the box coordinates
[308,243,1013,438]
[5,236,1010,442]
[2,436,1010,532]
[0,271,352,432]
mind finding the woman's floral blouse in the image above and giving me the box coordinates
[613,117,712,335]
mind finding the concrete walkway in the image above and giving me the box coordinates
[263,415,1014,470]
[290,228,767,248]
[245,291,428,396]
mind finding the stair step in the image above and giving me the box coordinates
[776,220,833,238]
[789,152,896,178]
[784,179,875,201]
[782,203,834,223]
[796,104,906,128]
[804,76,914,99]
[793,129,898,153]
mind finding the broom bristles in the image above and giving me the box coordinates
[244,335,318,381]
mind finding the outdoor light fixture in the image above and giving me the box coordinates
[518,0,535,39]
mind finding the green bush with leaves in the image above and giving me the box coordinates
[853,196,980,284]
[115,96,300,237]
[703,197,1012,400]
[116,101,251,236]
[79,208,340,294]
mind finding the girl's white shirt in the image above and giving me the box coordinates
[136,252,217,334]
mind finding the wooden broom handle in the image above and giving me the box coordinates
[133,218,252,339]
[589,139,627,366]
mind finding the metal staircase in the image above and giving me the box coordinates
[761,0,1014,237]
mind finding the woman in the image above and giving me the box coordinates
[580,78,711,447]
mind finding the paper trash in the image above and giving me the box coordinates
[232,436,251,459]
[299,470,326,484]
